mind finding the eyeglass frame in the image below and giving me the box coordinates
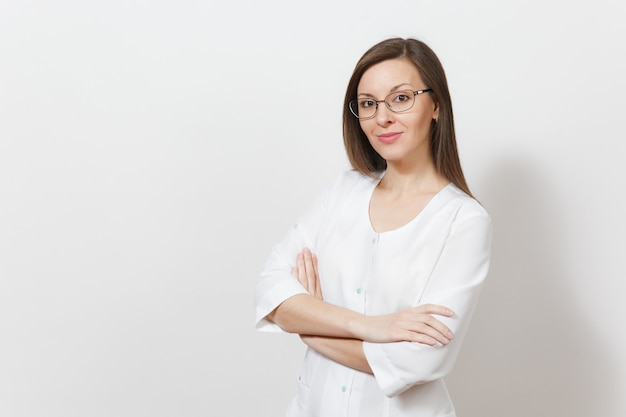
[348,88,433,119]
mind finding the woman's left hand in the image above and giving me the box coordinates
[292,248,323,299]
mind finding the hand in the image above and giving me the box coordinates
[355,304,455,346]
[292,248,323,299]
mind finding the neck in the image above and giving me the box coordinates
[380,154,447,194]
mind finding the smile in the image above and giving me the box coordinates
[377,132,402,144]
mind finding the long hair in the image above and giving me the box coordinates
[342,38,473,197]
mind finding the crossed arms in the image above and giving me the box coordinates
[267,248,455,374]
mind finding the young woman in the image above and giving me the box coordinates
[255,37,492,417]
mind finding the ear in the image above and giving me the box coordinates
[432,102,439,122]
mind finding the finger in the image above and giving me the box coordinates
[411,333,438,346]
[302,248,316,293]
[311,253,323,298]
[419,323,452,345]
[397,320,449,345]
[392,327,439,346]
[417,303,455,317]
[415,315,454,342]
[296,252,307,288]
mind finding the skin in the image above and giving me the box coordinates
[361,58,449,232]
[268,58,455,374]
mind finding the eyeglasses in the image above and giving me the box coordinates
[348,89,433,119]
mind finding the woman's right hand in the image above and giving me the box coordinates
[355,304,456,346]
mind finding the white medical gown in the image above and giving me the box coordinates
[255,170,492,417]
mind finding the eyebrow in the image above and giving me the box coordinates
[357,83,414,98]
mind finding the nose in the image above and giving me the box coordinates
[375,102,394,126]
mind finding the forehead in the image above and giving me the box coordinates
[358,58,423,94]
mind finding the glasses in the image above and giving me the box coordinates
[348,89,433,119]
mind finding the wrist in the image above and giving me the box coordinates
[345,313,368,341]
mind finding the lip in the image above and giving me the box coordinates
[376,132,402,144]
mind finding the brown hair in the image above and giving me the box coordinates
[343,37,473,198]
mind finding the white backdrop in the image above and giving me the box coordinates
[1,1,625,416]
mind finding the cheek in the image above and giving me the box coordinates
[359,120,375,139]
[414,109,435,129]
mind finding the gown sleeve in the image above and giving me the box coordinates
[362,201,492,397]
[254,173,343,333]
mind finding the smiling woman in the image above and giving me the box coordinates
[255,38,492,417]
[355,59,439,182]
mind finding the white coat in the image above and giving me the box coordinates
[255,170,492,417]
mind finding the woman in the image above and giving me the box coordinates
[255,37,492,417]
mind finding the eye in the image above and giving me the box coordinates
[391,92,411,103]
[359,99,376,109]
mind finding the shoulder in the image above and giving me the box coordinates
[311,169,379,210]
[327,169,380,193]
[441,184,491,225]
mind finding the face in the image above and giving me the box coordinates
[357,58,438,166]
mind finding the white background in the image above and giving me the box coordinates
[1,1,625,416]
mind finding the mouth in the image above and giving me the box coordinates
[376,132,402,144]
